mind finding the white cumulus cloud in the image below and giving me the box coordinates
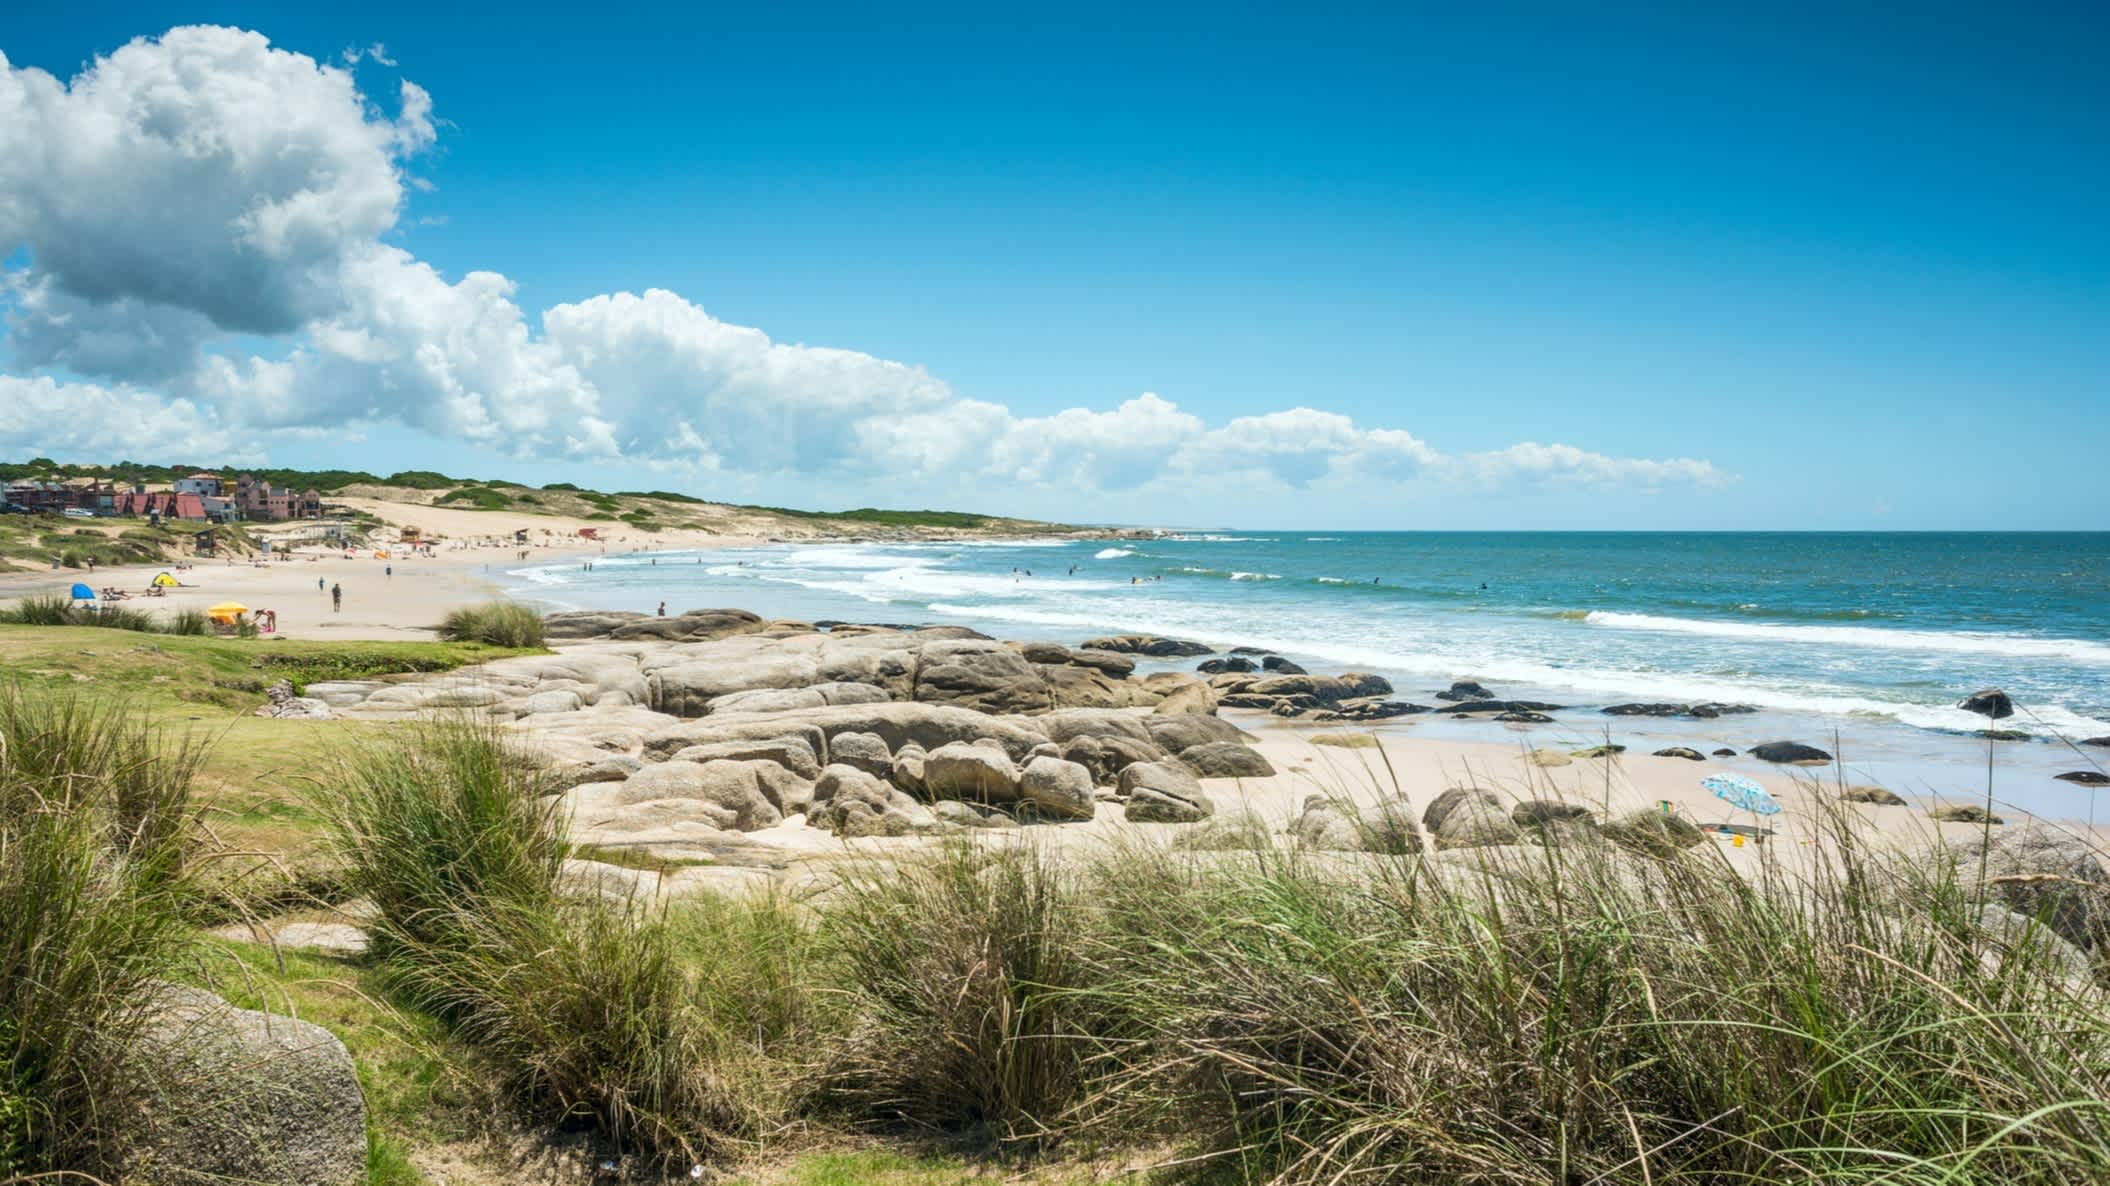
[0,24,1730,507]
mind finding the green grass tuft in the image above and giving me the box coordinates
[434,601,546,648]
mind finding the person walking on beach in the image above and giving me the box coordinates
[657,601,666,616]
[318,577,325,592]
[331,582,342,613]
[385,565,392,578]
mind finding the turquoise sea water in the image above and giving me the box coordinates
[508,532,2110,819]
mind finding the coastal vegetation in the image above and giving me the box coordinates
[436,601,549,648]
[1,457,1042,545]
[2,618,2108,1185]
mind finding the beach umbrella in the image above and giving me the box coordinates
[69,583,95,600]
[1703,773,1782,830]
[206,601,249,624]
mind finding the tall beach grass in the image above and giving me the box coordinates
[0,687,205,1178]
[434,601,546,648]
[313,717,2110,1182]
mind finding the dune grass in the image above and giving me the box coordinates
[318,720,817,1168]
[0,687,206,1179]
[304,717,2110,1183]
[1,593,241,636]
[435,601,546,648]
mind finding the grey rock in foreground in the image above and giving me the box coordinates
[122,985,366,1186]
[1120,761,1215,822]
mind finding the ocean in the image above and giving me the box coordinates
[507,531,2110,820]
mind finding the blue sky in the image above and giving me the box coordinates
[1,3,2105,528]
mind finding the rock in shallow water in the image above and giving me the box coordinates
[1081,634,1213,657]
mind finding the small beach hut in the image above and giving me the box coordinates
[69,582,96,600]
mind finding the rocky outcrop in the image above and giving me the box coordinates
[1197,656,1257,674]
[914,639,1055,714]
[1261,655,1307,675]
[1016,756,1097,820]
[1958,688,2016,720]
[2055,771,2110,786]
[1602,810,1706,856]
[923,741,1021,803]
[1245,673,1394,703]
[1435,699,1564,715]
[1951,824,2110,953]
[1511,800,1600,847]
[1423,786,1522,850]
[609,608,771,643]
[1436,680,1495,702]
[1176,741,1276,778]
[1081,634,1213,657]
[122,984,366,1186]
[613,759,800,830]
[543,609,651,639]
[829,731,895,777]
[930,800,1016,829]
[1432,797,1520,849]
[1288,796,1366,851]
[254,680,332,720]
[1841,784,1907,806]
[1119,762,1214,822]
[811,765,938,837]
[1651,746,1705,761]
[1604,702,1755,719]
[1152,680,1217,716]
[1930,804,2002,825]
[1749,741,1832,765]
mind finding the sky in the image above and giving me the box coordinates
[0,3,2105,529]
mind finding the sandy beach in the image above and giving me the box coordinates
[0,499,766,641]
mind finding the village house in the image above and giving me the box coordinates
[232,474,323,520]
[171,471,225,497]
[3,477,115,513]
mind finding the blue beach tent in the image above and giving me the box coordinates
[70,582,95,600]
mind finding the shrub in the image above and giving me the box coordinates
[0,594,77,625]
[0,688,204,1176]
[435,601,545,648]
[434,487,512,511]
[317,721,784,1165]
[1071,818,2110,1184]
[821,844,1100,1144]
[161,608,210,636]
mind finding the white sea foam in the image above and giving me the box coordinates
[505,566,573,586]
[924,599,2108,739]
[1229,572,1279,581]
[1095,547,1136,559]
[1584,611,2110,664]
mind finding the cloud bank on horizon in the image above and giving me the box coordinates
[0,26,1727,504]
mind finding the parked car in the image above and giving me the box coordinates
[0,503,33,515]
